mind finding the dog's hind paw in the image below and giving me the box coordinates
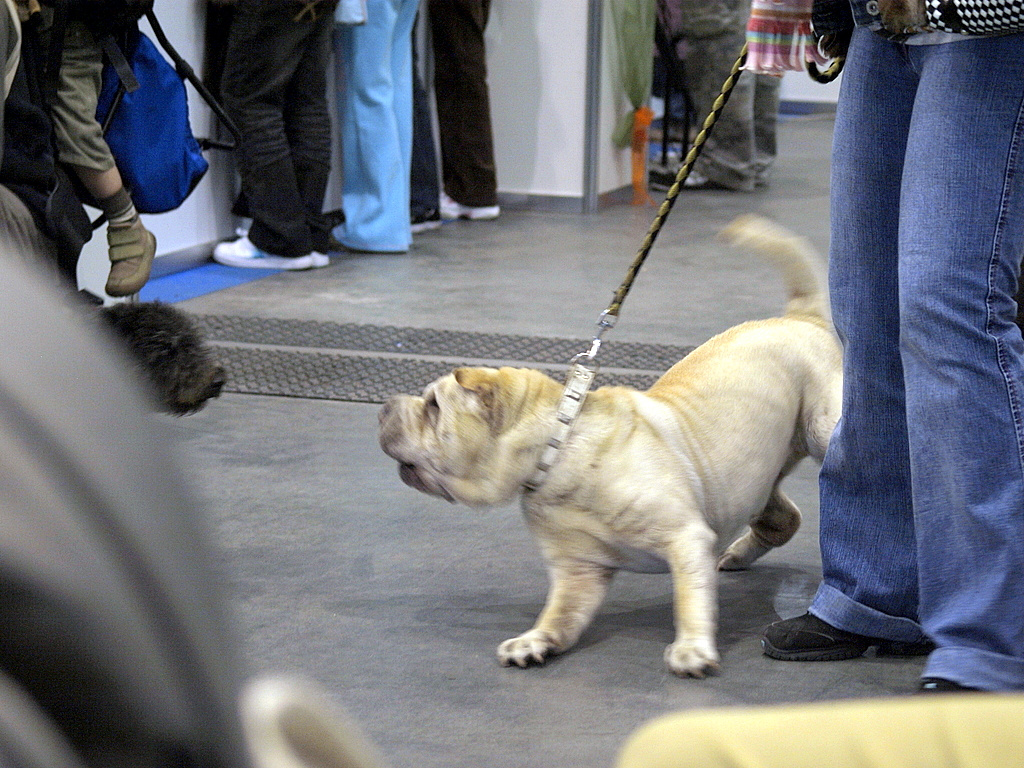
[664,639,720,678]
[717,535,768,571]
[497,630,561,668]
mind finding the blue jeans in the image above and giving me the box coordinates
[333,0,420,252]
[810,27,1024,690]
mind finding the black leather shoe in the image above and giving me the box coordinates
[919,677,980,693]
[762,613,935,661]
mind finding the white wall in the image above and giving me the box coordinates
[780,69,841,103]
[485,0,634,205]
[485,1,590,200]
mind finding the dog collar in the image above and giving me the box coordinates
[522,357,598,493]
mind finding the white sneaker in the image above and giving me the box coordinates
[213,236,328,270]
[439,192,500,221]
[682,170,710,188]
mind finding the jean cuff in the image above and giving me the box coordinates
[810,582,928,643]
[925,646,1024,692]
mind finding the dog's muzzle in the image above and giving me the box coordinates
[398,463,455,503]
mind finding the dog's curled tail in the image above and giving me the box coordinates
[719,214,829,322]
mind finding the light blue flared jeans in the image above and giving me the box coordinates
[333,0,420,252]
[809,27,1024,690]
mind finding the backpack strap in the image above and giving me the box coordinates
[95,31,139,93]
[42,0,67,106]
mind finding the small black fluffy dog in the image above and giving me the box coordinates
[99,302,226,415]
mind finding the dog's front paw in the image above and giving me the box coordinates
[497,630,561,668]
[664,638,720,678]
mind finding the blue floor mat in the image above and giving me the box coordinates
[139,262,280,303]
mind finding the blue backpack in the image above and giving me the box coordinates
[95,23,212,214]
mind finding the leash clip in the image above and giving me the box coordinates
[574,309,617,366]
[523,312,615,493]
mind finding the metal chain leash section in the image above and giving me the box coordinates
[524,43,750,492]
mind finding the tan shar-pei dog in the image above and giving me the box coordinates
[378,215,841,677]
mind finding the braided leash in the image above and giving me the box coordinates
[806,54,845,84]
[607,43,750,320]
[523,44,750,492]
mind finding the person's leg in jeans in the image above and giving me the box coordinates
[808,27,928,645]
[899,33,1024,691]
[769,28,1024,691]
[222,0,319,258]
[333,0,416,252]
[283,5,335,254]
[391,0,418,228]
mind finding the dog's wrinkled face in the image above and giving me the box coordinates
[379,367,550,507]
[379,370,498,506]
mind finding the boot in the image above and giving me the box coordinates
[106,217,156,297]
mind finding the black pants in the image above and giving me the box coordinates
[428,0,497,208]
[221,0,336,257]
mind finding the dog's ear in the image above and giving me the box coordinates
[453,367,499,412]
[454,367,543,436]
[455,367,515,434]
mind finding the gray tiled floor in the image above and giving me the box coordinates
[163,114,928,768]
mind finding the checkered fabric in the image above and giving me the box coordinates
[925,0,1024,33]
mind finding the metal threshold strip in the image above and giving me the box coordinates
[194,315,694,405]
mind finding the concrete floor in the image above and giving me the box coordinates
[161,114,928,768]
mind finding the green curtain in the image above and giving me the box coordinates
[609,0,656,149]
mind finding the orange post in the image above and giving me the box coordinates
[630,105,655,206]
